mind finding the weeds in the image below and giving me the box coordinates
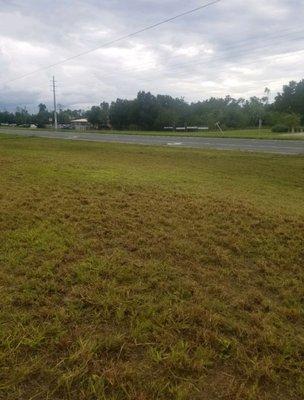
[0,136,303,399]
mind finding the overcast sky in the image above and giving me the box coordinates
[0,0,303,112]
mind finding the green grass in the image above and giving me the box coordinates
[0,134,304,400]
[1,126,304,140]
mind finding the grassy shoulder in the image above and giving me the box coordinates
[1,126,304,140]
[95,128,304,140]
[0,135,303,400]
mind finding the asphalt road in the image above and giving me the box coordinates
[2,128,304,155]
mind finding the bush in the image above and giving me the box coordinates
[271,124,289,133]
[128,124,140,131]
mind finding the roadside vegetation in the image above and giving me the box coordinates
[1,79,304,133]
[0,134,303,399]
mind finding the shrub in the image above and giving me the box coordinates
[271,124,289,133]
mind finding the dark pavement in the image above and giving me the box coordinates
[2,128,304,155]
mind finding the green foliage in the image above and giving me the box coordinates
[109,94,263,130]
[57,107,84,124]
[271,124,289,133]
[270,113,301,133]
[109,98,135,130]
[87,102,110,129]
[273,80,304,124]
[35,103,50,128]
[15,107,31,125]
[281,113,301,130]
[1,79,304,131]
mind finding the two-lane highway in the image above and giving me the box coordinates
[2,128,304,155]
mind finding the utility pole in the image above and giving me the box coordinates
[52,76,58,130]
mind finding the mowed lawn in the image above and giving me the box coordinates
[0,135,303,400]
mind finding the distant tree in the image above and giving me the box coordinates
[262,87,271,105]
[133,92,159,130]
[273,80,304,124]
[243,97,265,127]
[38,103,47,113]
[109,98,136,130]
[0,111,16,124]
[263,111,284,127]
[3,78,304,132]
[57,105,72,124]
[87,102,110,129]
[36,103,50,128]
[15,107,30,125]
[266,111,301,132]
[87,106,102,128]
[281,113,301,132]
[155,94,188,128]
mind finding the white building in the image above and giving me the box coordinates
[70,118,90,131]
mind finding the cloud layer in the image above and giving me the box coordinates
[0,0,303,111]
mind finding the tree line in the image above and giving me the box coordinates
[1,79,303,131]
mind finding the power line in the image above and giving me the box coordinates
[135,55,304,99]
[2,0,222,85]
[88,28,304,83]
[100,27,304,79]
[136,50,304,90]
[38,34,304,109]
[97,42,304,98]
[84,33,304,95]
[155,36,304,79]
[55,43,304,109]
[52,28,304,97]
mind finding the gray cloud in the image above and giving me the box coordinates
[0,0,303,111]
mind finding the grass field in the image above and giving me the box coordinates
[1,126,304,140]
[0,134,303,400]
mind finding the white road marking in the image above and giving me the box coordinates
[2,129,304,154]
[167,142,183,146]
